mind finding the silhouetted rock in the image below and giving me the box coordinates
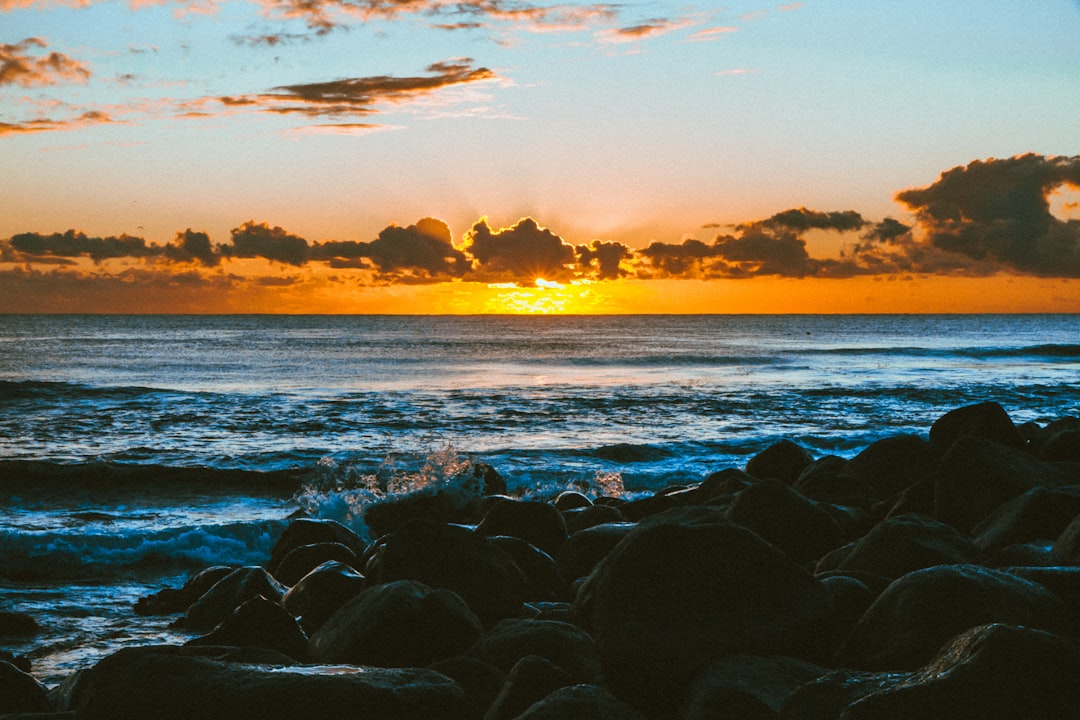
[364,520,526,626]
[553,491,592,511]
[682,655,826,720]
[0,660,48,714]
[364,486,482,539]
[509,684,645,720]
[273,541,358,586]
[837,564,1065,671]
[466,619,602,685]
[487,536,567,603]
[429,656,506,720]
[818,574,875,640]
[555,522,636,584]
[58,645,466,720]
[135,566,233,616]
[696,468,756,502]
[844,433,937,500]
[281,560,366,633]
[267,519,365,576]
[0,611,38,638]
[0,649,30,674]
[745,439,815,485]
[185,595,309,662]
[476,499,569,557]
[484,655,573,720]
[310,579,481,667]
[1031,417,1080,461]
[815,513,981,580]
[793,455,877,508]
[1052,511,1080,563]
[929,401,1024,453]
[725,478,844,564]
[971,486,1080,552]
[574,519,832,716]
[179,566,286,632]
[561,504,623,534]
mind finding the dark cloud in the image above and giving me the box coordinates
[895,154,1080,276]
[165,229,219,266]
[463,217,576,281]
[8,230,152,263]
[0,37,90,87]
[713,229,814,277]
[224,221,310,266]
[638,238,728,278]
[311,217,469,281]
[576,240,631,280]
[752,207,866,233]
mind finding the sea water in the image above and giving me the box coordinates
[1,314,1078,684]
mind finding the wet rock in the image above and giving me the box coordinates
[0,660,48,714]
[476,499,569,557]
[487,536,568,603]
[364,520,527,626]
[745,440,815,485]
[363,486,482,539]
[574,520,832,716]
[929,401,1024,453]
[58,644,466,720]
[555,523,636,583]
[844,434,937,501]
[273,541,358,587]
[466,618,602,685]
[696,468,756,503]
[971,486,1080,552]
[682,655,826,720]
[837,564,1065,671]
[179,566,286,632]
[484,655,573,720]
[310,579,481,667]
[267,519,365,576]
[509,684,645,720]
[793,456,877,508]
[135,566,233,616]
[1032,418,1080,461]
[281,560,366,633]
[725,478,845,564]
[185,595,309,662]
[561,504,623,535]
[0,649,30,674]
[815,513,981,580]
[1052,511,1080,563]
[553,491,592,511]
[0,611,38,638]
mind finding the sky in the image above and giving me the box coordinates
[1,0,1079,313]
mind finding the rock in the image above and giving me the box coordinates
[837,564,1065,671]
[179,566,287,632]
[745,440,815,485]
[58,644,466,720]
[934,436,1076,534]
[185,595,310,662]
[617,486,699,522]
[310,579,481,667]
[135,566,233,616]
[929,401,1024,453]
[839,624,1080,720]
[819,575,875,640]
[267,519,365,576]
[971,486,1080,552]
[363,486,481,539]
[555,523,636,583]
[574,520,833,716]
[476,500,569,557]
[467,619,602,685]
[281,560,366,633]
[1052,512,1080,563]
[0,661,48,714]
[844,434,937,500]
[696,468,757,501]
[681,655,826,720]
[1032,418,1080,461]
[725,478,844,564]
[815,513,981,580]
[273,542,358,586]
[553,492,592,511]
[561,504,623,535]
[487,536,568,603]
[0,611,38,638]
[363,520,527,626]
[484,655,573,720]
[429,656,506,720]
[509,684,645,720]
[1003,566,1080,631]
[793,456,877,508]
[0,649,31,674]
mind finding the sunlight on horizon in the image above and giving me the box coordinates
[483,278,600,314]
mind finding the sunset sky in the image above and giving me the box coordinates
[2,0,1079,313]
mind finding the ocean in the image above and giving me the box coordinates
[1,313,1078,685]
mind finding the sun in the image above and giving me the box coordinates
[483,278,600,314]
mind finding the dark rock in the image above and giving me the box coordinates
[929,401,1024,453]
[135,566,233,616]
[839,624,1080,720]
[745,440,815,485]
[574,520,833,716]
[363,486,482,539]
[0,649,30,674]
[1003,565,1080,632]
[267,519,365,576]
[476,499,569,557]
[428,656,506,720]
[883,476,936,518]
[273,541,358,587]
[524,602,575,623]
[472,462,508,495]
[0,661,48,714]
[487,536,567,603]
[819,575,874,640]
[1052,511,1080,563]
[697,468,756,502]
[837,564,1065,671]
[725,478,844,564]
[815,513,981,580]
[281,560,366,633]
[310,579,481,667]
[793,456,877,508]
[553,491,592,511]
[561,504,623,535]
[508,684,645,720]
[985,541,1057,567]
[364,520,527,626]
[0,611,38,638]
[484,655,573,720]
[682,655,826,720]
[845,434,937,500]
[618,486,699,522]
[466,618,602,685]
[1032,417,1080,461]
[58,644,466,720]
[179,566,287,632]
[971,486,1080,552]
[185,595,309,662]
[555,523,636,583]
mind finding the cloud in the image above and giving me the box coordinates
[748,207,867,233]
[895,154,1080,277]
[224,221,310,266]
[0,38,91,87]
[462,216,576,281]
[313,217,470,281]
[686,26,737,43]
[165,229,220,266]
[7,230,153,262]
[575,240,631,280]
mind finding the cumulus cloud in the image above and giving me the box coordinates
[0,38,90,87]
[165,229,220,266]
[576,240,631,280]
[224,221,310,266]
[895,154,1080,276]
[313,217,470,281]
[7,230,153,262]
[463,217,576,281]
[749,207,867,233]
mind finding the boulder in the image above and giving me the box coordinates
[363,520,527,626]
[844,434,937,500]
[0,660,48,714]
[1033,418,1080,461]
[793,456,878,508]
[725,478,844,564]
[695,468,756,503]
[553,491,592,511]
[179,566,287,632]
[0,611,38,638]
[971,486,1080,552]
[310,579,481,667]
[281,560,366,633]
[185,595,309,662]
[267,519,365,576]
[929,401,1024,453]
[837,564,1065,671]
[487,536,567,603]
[429,656,506,720]
[363,486,482,539]
[475,500,569,557]
[135,566,233,616]
[745,440,815,485]
[561,504,623,535]
[58,645,466,720]
[483,655,573,720]
[555,523,636,583]
[508,684,645,720]
[273,542,358,587]
[1052,512,1080,563]
[681,655,826,720]
[815,513,981,580]
[466,619,602,685]
[574,520,833,716]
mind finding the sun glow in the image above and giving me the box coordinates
[483,277,599,314]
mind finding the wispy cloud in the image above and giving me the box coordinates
[685,26,737,43]
[714,68,759,76]
[0,37,91,87]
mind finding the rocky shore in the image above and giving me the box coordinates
[4,401,1080,719]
